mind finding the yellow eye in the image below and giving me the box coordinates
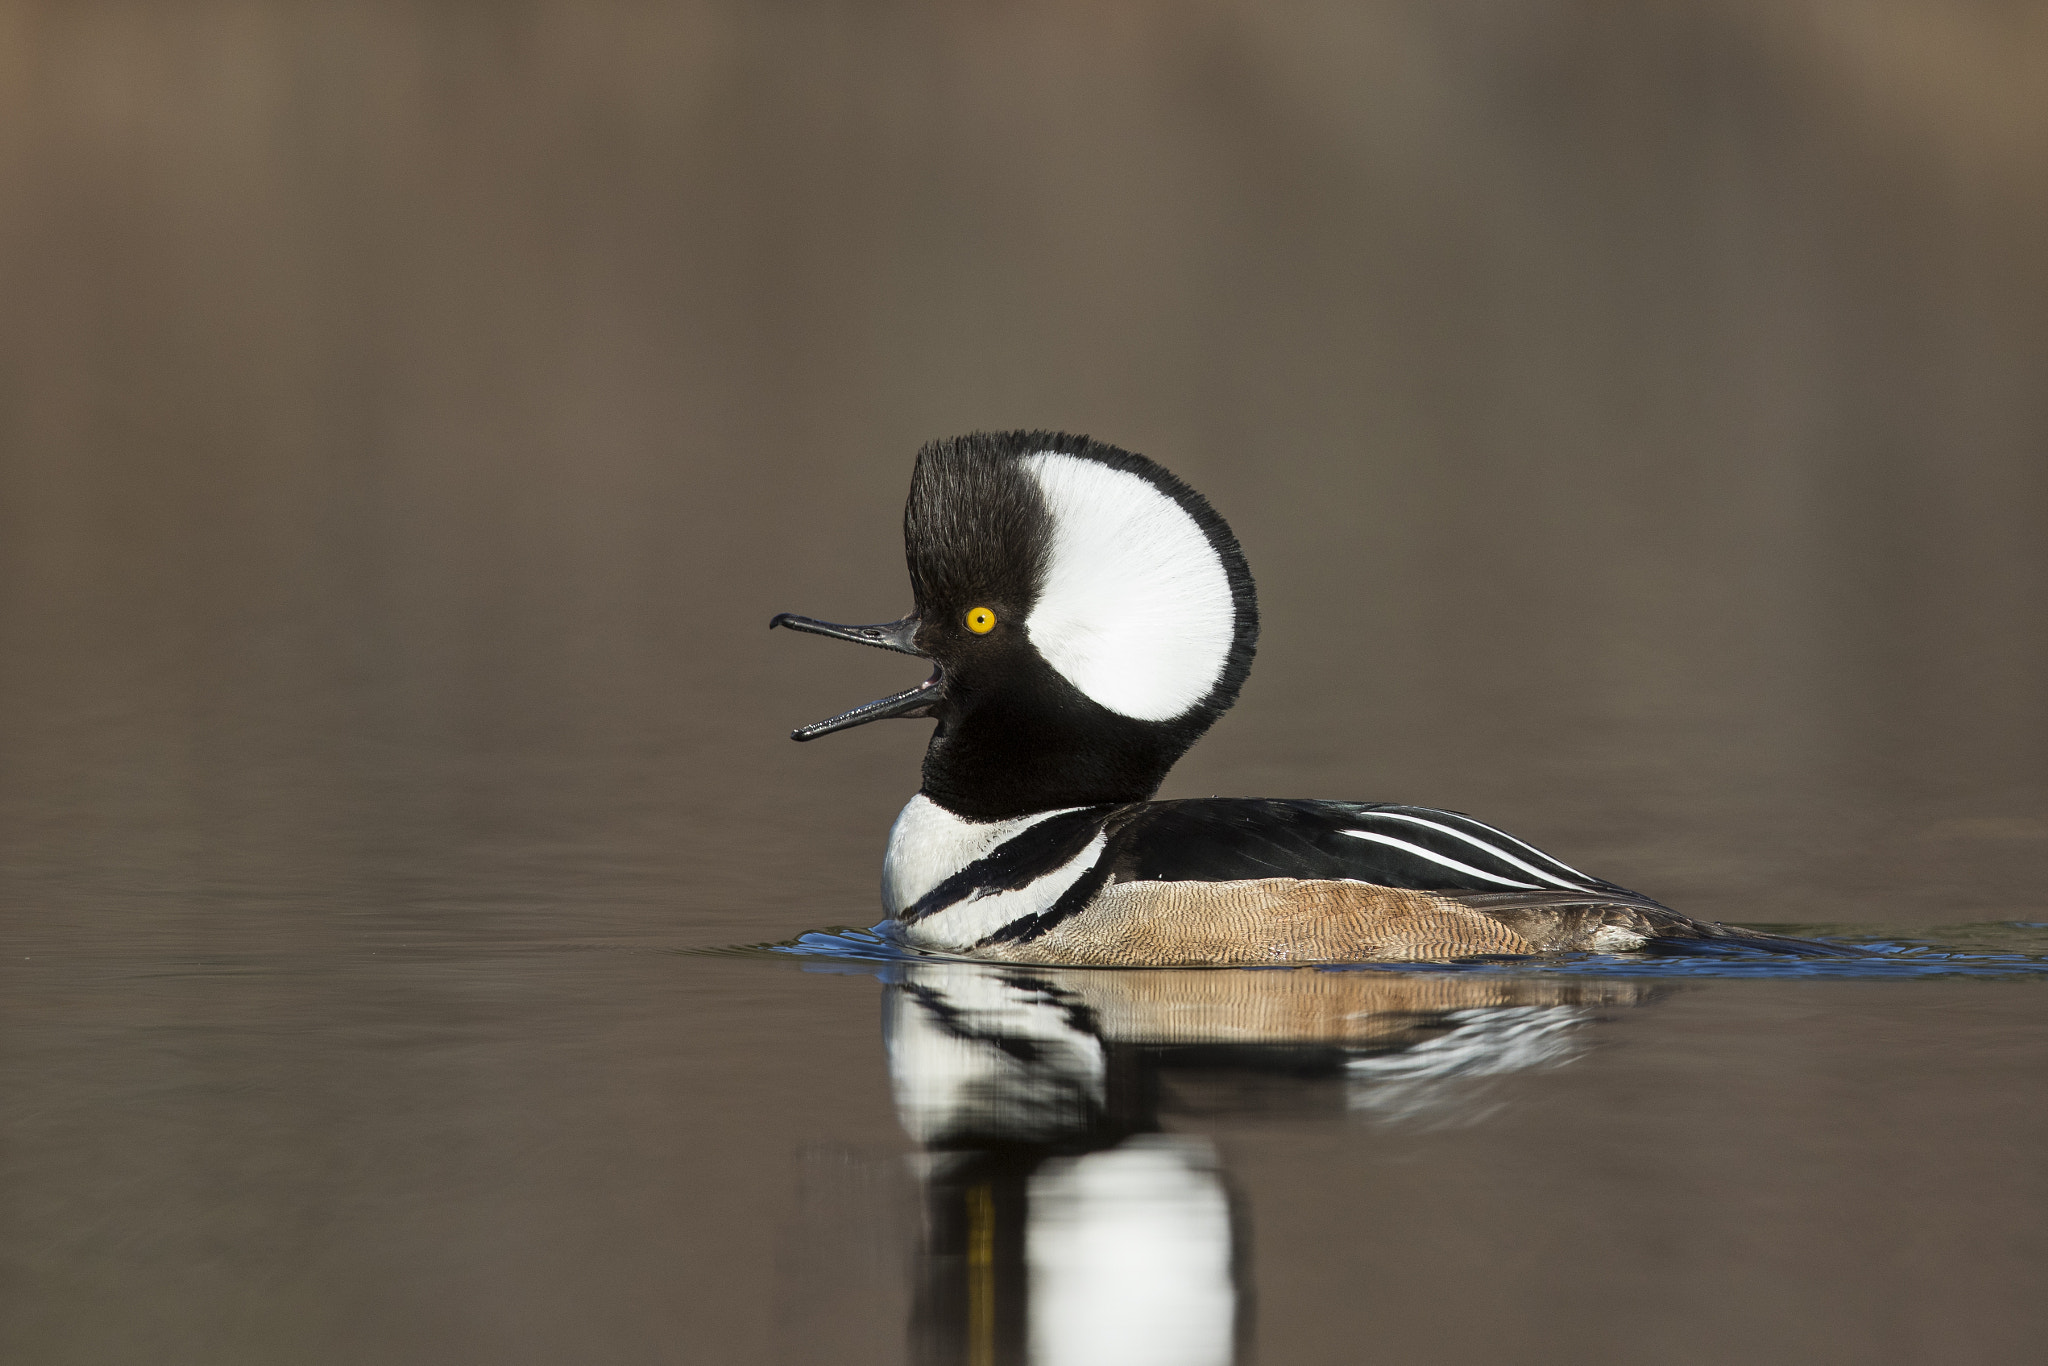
[965,606,997,635]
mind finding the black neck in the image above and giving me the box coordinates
[916,662,1213,822]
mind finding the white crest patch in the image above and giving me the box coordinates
[1021,453,1236,721]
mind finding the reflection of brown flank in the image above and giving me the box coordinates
[1045,965,1656,1047]
[982,877,1707,966]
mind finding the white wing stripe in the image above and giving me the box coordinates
[1445,814,1596,882]
[1360,812,1591,891]
[1338,831,1542,889]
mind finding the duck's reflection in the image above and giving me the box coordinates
[887,963,1659,1365]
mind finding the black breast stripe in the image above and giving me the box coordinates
[1102,799,1649,901]
[901,805,1116,924]
[974,858,1117,948]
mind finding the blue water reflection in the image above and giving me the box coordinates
[780,920,2048,980]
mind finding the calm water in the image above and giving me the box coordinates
[4,4,2048,1363]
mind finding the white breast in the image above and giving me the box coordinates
[905,831,1110,951]
[883,794,1112,951]
[881,794,1078,915]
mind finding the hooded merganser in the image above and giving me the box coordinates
[773,431,1819,965]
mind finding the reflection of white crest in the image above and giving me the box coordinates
[1023,453,1236,721]
[1028,1136,1234,1366]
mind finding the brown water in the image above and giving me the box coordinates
[4,4,2047,1363]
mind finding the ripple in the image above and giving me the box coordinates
[736,919,2048,980]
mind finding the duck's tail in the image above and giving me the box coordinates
[1451,891,1865,958]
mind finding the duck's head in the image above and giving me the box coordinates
[772,431,1258,821]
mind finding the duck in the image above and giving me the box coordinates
[772,430,1825,965]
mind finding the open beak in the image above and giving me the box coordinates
[768,613,941,741]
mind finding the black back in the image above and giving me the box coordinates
[1101,799,1644,898]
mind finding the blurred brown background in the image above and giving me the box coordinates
[2,4,2046,1364]
[4,2,2045,939]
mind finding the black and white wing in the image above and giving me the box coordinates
[1099,798,1837,956]
[893,797,1840,957]
[1101,799,1650,900]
